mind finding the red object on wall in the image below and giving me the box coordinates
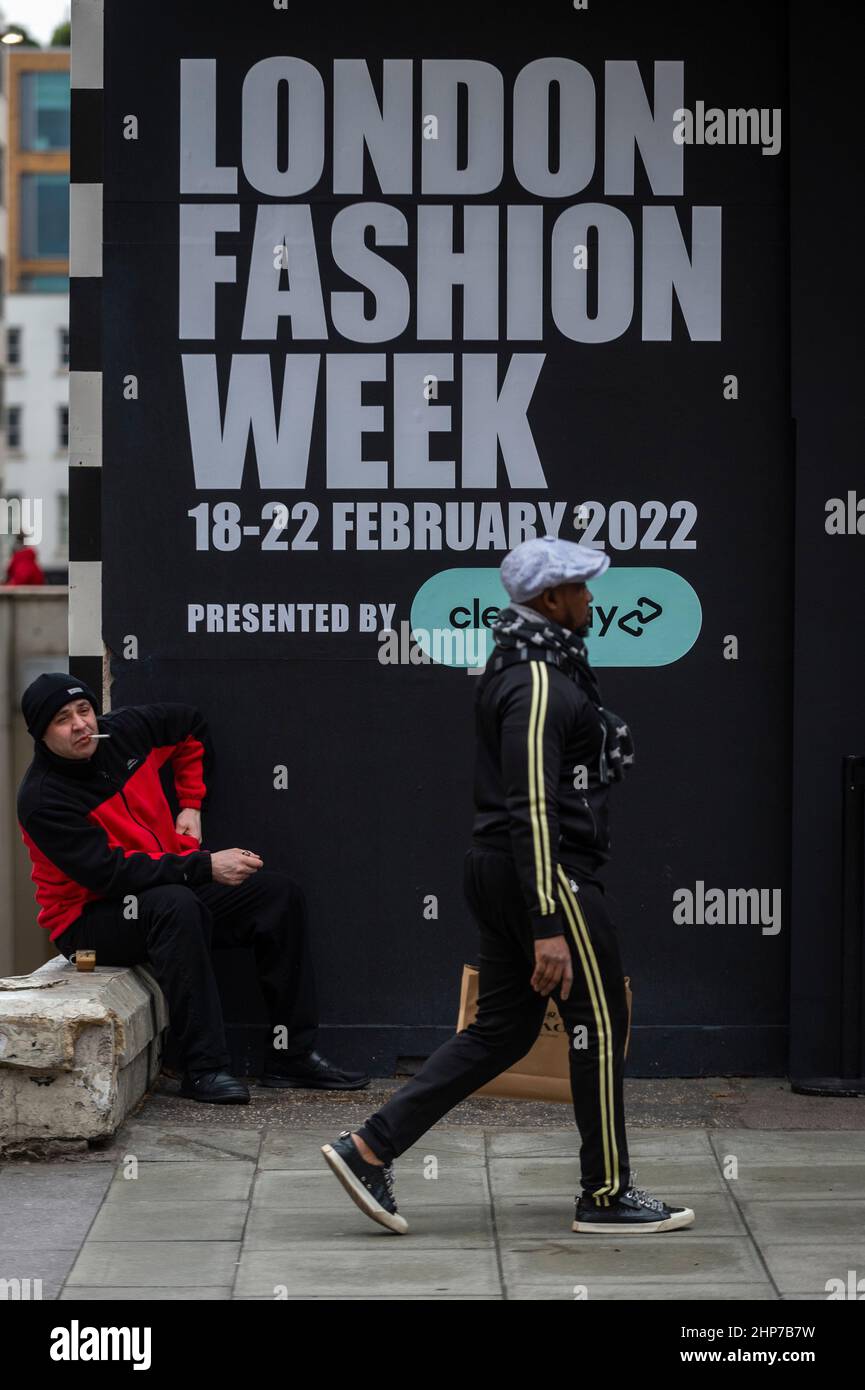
[4,547,45,585]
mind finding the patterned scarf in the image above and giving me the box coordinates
[490,605,635,783]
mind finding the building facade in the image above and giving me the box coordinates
[0,33,8,554]
[3,46,70,578]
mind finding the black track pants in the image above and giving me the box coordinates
[54,868,318,1076]
[357,847,631,1206]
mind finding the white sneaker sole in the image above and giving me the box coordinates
[573,1206,695,1233]
[321,1143,408,1234]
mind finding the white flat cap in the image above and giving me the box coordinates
[500,535,610,602]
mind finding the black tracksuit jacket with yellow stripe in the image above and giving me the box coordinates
[470,648,612,940]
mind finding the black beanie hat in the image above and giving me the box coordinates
[21,672,100,743]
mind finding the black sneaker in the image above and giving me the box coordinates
[573,1170,695,1233]
[178,1070,250,1104]
[320,1129,408,1234]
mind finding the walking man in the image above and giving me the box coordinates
[17,673,369,1103]
[322,537,695,1234]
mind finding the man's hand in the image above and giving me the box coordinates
[176,808,201,841]
[531,934,573,999]
[210,848,264,885]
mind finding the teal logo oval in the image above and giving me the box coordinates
[410,567,701,668]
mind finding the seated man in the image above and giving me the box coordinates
[16,671,369,1104]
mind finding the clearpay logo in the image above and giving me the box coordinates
[410,567,701,669]
[448,599,502,630]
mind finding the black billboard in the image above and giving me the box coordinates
[100,0,791,1074]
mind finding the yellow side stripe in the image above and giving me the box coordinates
[527,664,546,916]
[528,664,556,915]
[570,877,620,1202]
[557,866,621,1203]
[556,875,612,1199]
[563,869,620,1200]
[533,663,554,913]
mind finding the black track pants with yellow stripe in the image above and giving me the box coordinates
[356,846,631,1204]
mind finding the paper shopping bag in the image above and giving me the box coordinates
[456,965,632,1103]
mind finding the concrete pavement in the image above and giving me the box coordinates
[1,1076,864,1300]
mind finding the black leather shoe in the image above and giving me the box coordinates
[178,1069,250,1104]
[258,1050,370,1090]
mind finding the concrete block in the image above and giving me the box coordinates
[0,956,167,1146]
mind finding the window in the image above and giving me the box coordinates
[19,275,69,292]
[58,326,69,367]
[7,327,21,368]
[58,404,68,450]
[20,173,70,259]
[7,405,22,451]
[20,71,71,151]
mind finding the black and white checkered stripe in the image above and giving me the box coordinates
[68,0,104,705]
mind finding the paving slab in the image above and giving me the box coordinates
[0,1245,81,1301]
[0,1164,114,1267]
[0,1164,115,1195]
[760,1243,865,1296]
[232,1294,504,1300]
[508,1282,779,1300]
[252,1165,489,1209]
[739,1200,865,1244]
[58,1286,234,1299]
[235,1246,501,1298]
[782,1292,836,1300]
[488,1128,714,1158]
[103,1159,255,1203]
[66,1240,242,1288]
[494,1191,747,1239]
[487,1154,726,1197]
[244,1201,494,1248]
[258,1128,487,1170]
[727,1164,865,1200]
[707,1129,865,1160]
[499,1235,769,1288]
[86,1198,249,1242]
[110,1124,263,1163]
[0,1188,113,1250]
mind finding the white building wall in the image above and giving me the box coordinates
[4,292,69,571]
[0,40,8,542]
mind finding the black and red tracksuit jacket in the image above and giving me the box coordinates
[17,703,214,943]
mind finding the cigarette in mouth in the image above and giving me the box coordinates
[87,734,111,739]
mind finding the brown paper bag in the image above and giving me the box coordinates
[456,965,632,1103]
